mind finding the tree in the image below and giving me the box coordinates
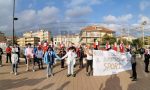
[132,39,143,49]
[102,34,116,45]
[117,38,131,45]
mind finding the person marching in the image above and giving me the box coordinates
[0,47,3,67]
[44,47,61,78]
[144,49,150,73]
[59,47,66,68]
[77,45,84,68]
[36,46,44,69]
[105,41,111,51]
[113,42,118,51]
[61,47,77,77]
[93,39,99,50]
[129,48,137,81]
[25,43,35,72]
[6,45,12,63]
[85,45,93,76]
[119,41,124,53]
[10,44,19,75]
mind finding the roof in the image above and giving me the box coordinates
[81,25,115,33]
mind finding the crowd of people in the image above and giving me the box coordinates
[0,41,150,81]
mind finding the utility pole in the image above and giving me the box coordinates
[13,0,15,45]
[141,21,147,47]
[13,0,18,45]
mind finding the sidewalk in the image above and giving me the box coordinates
[0,56,150,90]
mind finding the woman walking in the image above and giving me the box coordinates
[11,44,19,75]
[61,47,77,77]
[44,47,61,78]
[85,45,93,76]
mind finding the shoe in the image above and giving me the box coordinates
[72,74,76,77]
[130,76,133,78]
[47,74,49,78]
[132,78,137,81]
[145,71,149,73]
[15,72,18,75]
[26,69,29,71]
[0,65,2,67]
[32,69,35,72]
[67,74,71,77]
[10,72,14,74]
[51,74,54,77]
[86,72,90,76]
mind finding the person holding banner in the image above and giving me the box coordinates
[85,45,93,76]
[113,42,117,51]
[119,41,124,53]
[130,48,137,81]
[105,41,111,51]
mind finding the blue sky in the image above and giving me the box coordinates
[0,0,150,36]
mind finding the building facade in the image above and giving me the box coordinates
[23,30,51,43]
[116,35,136,42]
[17,37,40,47]
[0,32,6,42]
[53,34,80,47]
[80,25,115,44]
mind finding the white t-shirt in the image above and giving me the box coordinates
[86,49,93,60]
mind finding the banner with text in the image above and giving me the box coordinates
[93,50,131,76]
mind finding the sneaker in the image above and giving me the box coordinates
[86,72,90,76]
[10,71,14,74]
[15,72,18,75]
[67,74,71,77]
[32,69,35,72]
[132,78,137,81]
[51,74,54,77]
[72,74,76,77]
[47,74,49,78]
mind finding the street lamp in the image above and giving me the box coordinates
[13,0,18,45]
[141,21,147,47]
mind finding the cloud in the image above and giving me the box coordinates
[0,0,13,32]
[1,6,59,34]
[103,14,133,23]
[139,1,150,11]
[66,0,102,7]
[65,6,92,18]
[138,15,150,23]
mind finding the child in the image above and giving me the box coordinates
[36,47,44,69]
[44,47,61,78]
[0,47,3,67]
[61,47,77,77]
[11,44,19,75]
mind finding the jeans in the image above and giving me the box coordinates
[0,56,2,65]
[86,60,93,73]
[132,63,137,79]
[68,61,74,75]
[6,53,11,63]
[12,63,18,73]
[47,63,53,75]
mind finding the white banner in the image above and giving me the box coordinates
[93,50,131,76]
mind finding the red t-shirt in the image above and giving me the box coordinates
[6,47,12,54]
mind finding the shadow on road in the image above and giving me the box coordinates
[100,74,122,90]
[0,77,46,90]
